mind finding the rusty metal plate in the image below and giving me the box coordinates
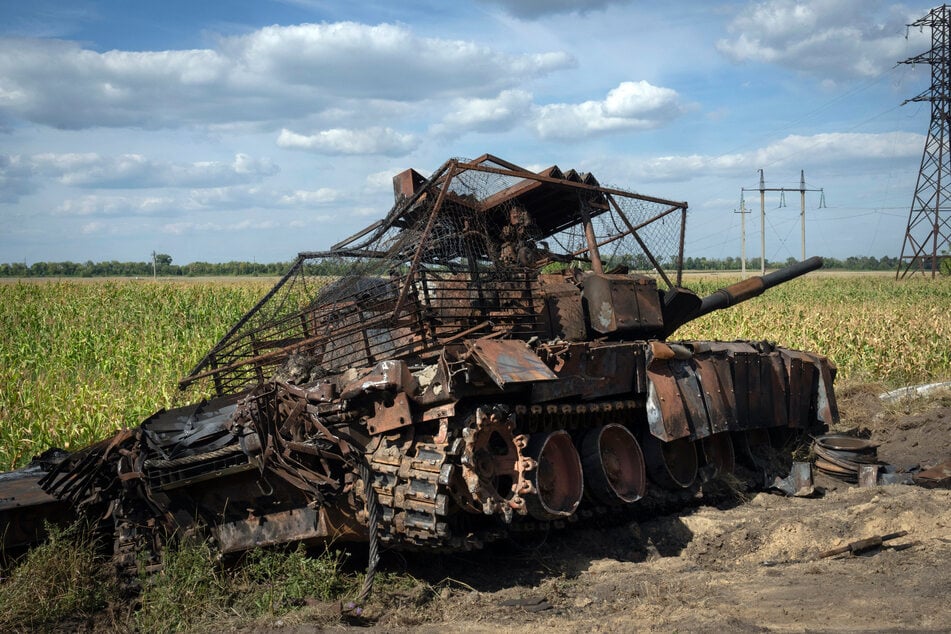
[780,348,839,427]
[582,273,663,335]
[540,280,586,341]
[812,353,840,425]
[580,343,636,399]
[0,470,60,512]
[780,349,817,428]
[692,356,732,435]
[367,391,413,435]
[731,351,754,430]
[340,359,417,400]
[215,507,327,554]
[768,352,790,428]
[914,460,951,489]
[646,360,691,442]
[0,468,71,550]
[468,339,557,388]
[672,359,710,439]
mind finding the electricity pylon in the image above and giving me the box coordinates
[897,4,951,279]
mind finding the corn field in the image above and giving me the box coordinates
[1,275,949,471]
[677,274,951,388]
[0,280,267,471]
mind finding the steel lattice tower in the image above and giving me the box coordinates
[897,4,951,279]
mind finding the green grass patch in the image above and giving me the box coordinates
[0,521,115,631]
[134,537,354,632]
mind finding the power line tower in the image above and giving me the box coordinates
[897,4,951,279]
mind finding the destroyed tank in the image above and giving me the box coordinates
[3,154,838,569]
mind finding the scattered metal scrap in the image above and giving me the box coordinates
[771,461,818,497]
[812,433,950,489]
[762,530,913,567]
[813,435,881,483]
[913,460,951,489]
[879,381,951,403]
[1,155,841,585]
[817,530,911,559]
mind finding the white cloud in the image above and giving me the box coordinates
[31,152,278,188]
[625,131,925,182]
[716,0,928,81]
[278,188,339,205]
[183,184,344,210]
[55,195,178,216]
[365,169,401,192]
[432,89,533,136]
[80,221,107,235]
[162,221,220,235]
[52,181,345,219]
[533,81,685,140]
[0,23,573,130]
[276,127,418,156]
[475,0,629,19]
[161,218,314,235]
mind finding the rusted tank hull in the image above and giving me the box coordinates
[27,337,835,556]
[3,155,838,571]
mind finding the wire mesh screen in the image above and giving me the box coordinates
[181,155,687,397]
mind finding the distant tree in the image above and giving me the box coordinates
[155,253,173,266]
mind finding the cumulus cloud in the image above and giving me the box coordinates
[53,182,343,218]
[364,169,403,192]
[432,89,533,136]
[160,218,327,236]
[475,0,629,19]
[716,0,928,81]
[161,221,221,235]
[55,194,178,216]
[276,127,418,156]
[0,23,573,129]
[533,81,685,140]
[305,82,684,144]
[278,188,339,205]
[186,184,342,209]
[31,153,278,188]
[627,131,924,182]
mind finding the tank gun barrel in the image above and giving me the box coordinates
[696,256,823,319]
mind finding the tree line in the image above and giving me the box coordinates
[0,253,916,277]
[0,259,292,278]
[680,255,902,271]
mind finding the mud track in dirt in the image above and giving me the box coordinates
[289,384,951,633]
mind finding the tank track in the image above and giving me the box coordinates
[364,398,719,549]
[368,438,460,549]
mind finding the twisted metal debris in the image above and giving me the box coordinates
[3,155,840,597]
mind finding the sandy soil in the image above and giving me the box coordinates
[276,382,951,633]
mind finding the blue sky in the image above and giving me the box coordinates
[0,0,939,265]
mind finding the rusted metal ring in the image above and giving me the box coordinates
[581,424,646,505]
[642,434,698,489]
[815,435,879,453]
[699,432,735,479]
[523,430,584,520]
